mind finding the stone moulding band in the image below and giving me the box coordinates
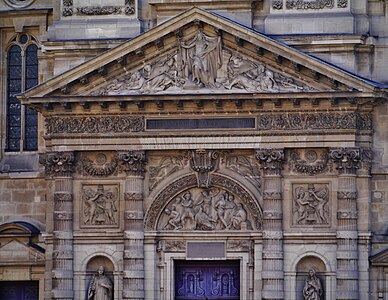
[44,112,372,135]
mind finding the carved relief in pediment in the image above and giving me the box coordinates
[89,30,315,96]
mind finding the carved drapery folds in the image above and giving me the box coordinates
[119,151,147,177]
[81,184,119,227]
[145,174,262,231]
[329,148,361,175]
[189,150,219,188]
[39,151,75,177]
[293,184,330,226]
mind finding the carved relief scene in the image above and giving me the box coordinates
[87,27,318,96]
[292,184,330,226]
[158,187,253,231]
[81,184,119,227]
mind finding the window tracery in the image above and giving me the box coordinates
[6,33,38,152]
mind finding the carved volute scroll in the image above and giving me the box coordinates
[189,150,219,188]
[144,174,262,231]
[39,151,75,177]
[329,148,360,175]
[119,150,147,177]
[255,149,285,176]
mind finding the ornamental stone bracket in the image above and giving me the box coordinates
[255,149,285,176]
[189,150,220,188]
[329,148,361,175]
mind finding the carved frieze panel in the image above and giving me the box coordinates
[62,0,135,17]
[148,152,190,191]
[145,174,262,231]
[286,0,334,10]
[257,112,372,132]
[227,240,252,252]
[81,184,120,228]
[45,115,145,135]
[159,187,253,231]
[292,183,330,226]
[77,152,120,177]
[288,149,332,176]
[88,30,314,96]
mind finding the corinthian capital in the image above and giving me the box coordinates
[39,151,75,177]
[329,148,360,175]
[255,149,284,175]
[118,150,146,176]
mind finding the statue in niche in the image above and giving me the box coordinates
[178,29,222,87]
[161,188,252,231]
[303,269,322,300]
[293,184,329,225]
[83,185,118,226]
[88,266,113,300]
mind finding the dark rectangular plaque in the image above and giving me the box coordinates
[146,118,255,130]
[187,242,225,258]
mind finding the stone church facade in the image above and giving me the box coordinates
[1,1,388,300]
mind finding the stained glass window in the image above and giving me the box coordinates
[6,34,38,152]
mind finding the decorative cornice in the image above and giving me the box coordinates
[119,151,147,177]
[329,148,361,175]
[39,152,75,177]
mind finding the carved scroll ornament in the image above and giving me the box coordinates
[45,115,145,135]
[286,0,334,10]
[190,150,219,188]
[39,151,75,177]
[329,148,360,174]
[119,150,146,176]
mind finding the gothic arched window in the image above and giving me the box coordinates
[6,33,38,152]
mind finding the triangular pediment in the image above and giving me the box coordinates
[370,248,388,266]
[0,239,45,264]
[22,7,387,104]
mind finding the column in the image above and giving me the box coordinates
[40,152,75,300]
[119,151,146,300]
[330,148,360,300]
[256,149,285,300]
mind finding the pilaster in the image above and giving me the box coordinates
[119,151,146,300]
[39,151,75,300]
[330,148,360,300]
[256,149,285,300]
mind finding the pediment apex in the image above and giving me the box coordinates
[0,239,45,264]
[22,7,387,102]
[370,248,388,266]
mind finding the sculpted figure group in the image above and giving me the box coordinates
[95,29,308,95]
[163,188,250,231]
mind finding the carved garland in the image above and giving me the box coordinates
[144,174,262,231]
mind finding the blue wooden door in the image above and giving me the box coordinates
[175,260,240,299]
[0,281,39,300]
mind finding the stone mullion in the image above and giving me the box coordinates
[120,151,146,300]
[330,148,360,300]
[40,152,75,300]
[256,149,285,300]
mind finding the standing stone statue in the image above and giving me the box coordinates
[303,269,322,300]
[88,266,113,300]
